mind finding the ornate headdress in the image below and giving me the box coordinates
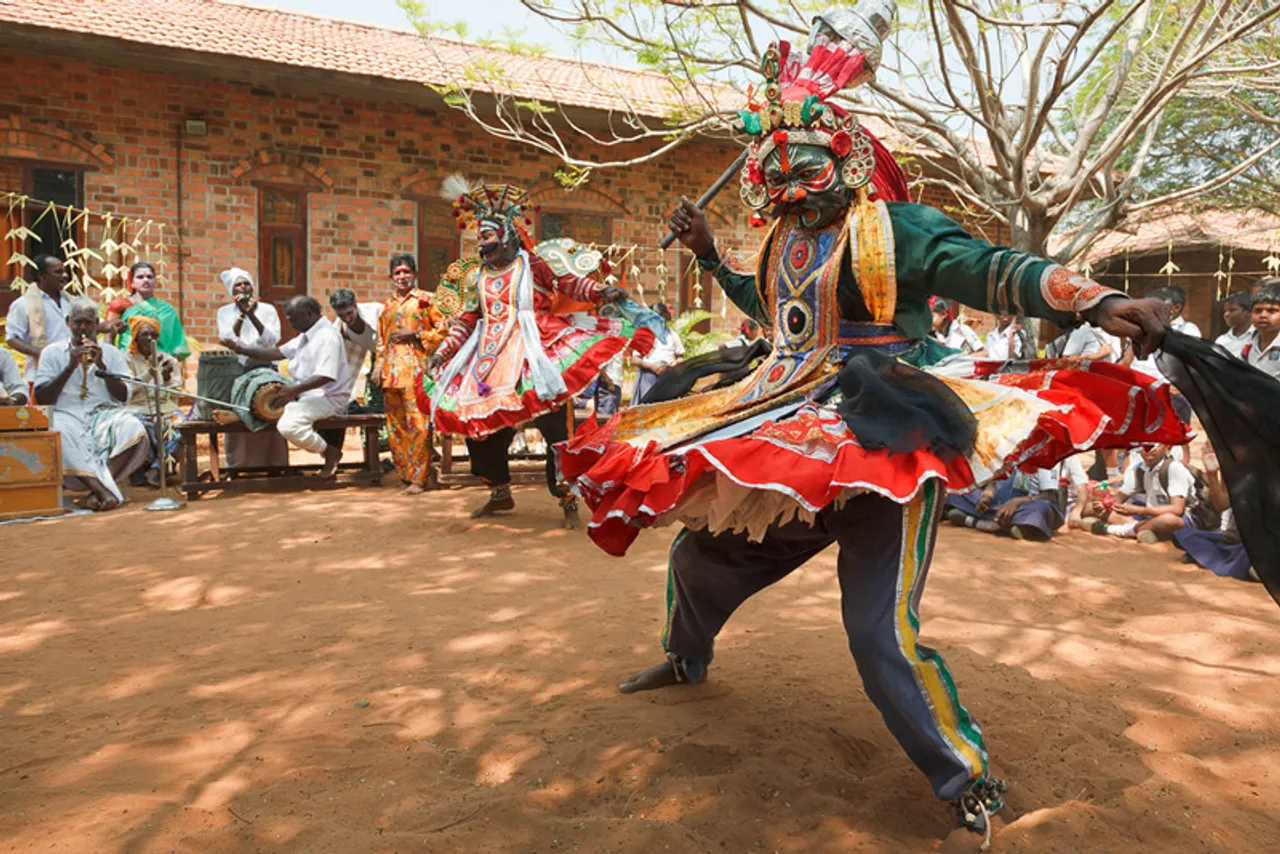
[735,1,906,221]
[443,176,537,249]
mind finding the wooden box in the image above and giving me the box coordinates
[0,431,63,520]
[0,405,52,431]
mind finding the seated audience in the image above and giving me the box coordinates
[34,298,147,511]
[0,347,27,404]
[221,295,350,477]
[946,467,1065,541]
[123,315,186,488]
[1173,449,1259,582]
[1087,444,1213,544]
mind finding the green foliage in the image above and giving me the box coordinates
[672,310,730,358]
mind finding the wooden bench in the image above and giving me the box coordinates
[176,414,384,500]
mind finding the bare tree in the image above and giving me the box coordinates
[400,0,1280,259]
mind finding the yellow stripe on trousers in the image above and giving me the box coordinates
[894,484,984,777]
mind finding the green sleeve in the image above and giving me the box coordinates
[696,243,768,324]
[887,202,1121,331]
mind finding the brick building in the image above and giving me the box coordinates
[1056,207,1280,340]
[0,0,1009,345]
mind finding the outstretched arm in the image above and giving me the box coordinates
[890,203,1168,354]
[667,197,768,324]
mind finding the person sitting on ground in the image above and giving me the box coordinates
[1057,455,1093,530]
[1088,444,1202,544]
[1215,291,1255,358]
[1173,448,1258,582]
[34,297,148,511]
[221,295,350,477]
[0,346,28,405]
[5,254,71,386]
[116,262,191,361]
[1241,278,1280,380]
[730,318,762,348]
[631,302,684,404]
[929,297,985,355]
[983,311,1029,361]
[945,466,1065,541]
[123,315,186,488]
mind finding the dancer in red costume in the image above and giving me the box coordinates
[421,179,649,526]
[558,1,1188,837]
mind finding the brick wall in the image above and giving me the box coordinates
[0,51,1006,345]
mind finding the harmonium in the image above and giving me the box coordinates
[0,405,62,521]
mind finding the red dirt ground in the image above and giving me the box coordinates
[1,483,1278,853]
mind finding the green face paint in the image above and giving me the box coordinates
[762,144,849,229]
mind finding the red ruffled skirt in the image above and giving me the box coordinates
[560,358,1191,556]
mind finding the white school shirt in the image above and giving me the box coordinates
[984,325,1025,361]
[278,317,350,408]
[1,347,25,399]
[1056,456,1091,515]
[217,301,283,366]
[1170,316,1202,339]
[5,290,70,381]
[1061,324,1108,358]
[1214,327,1252,359]
[1121,458,1194,507]
[937,322,983,354]
[1244,330,1280,380]
[647,327,685,368]
[333,302,382,400]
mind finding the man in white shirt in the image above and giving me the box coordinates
[328,288,382,404]
[0,347,28,404]
[5,254,71,383]
[1057,320,1113,363]
[983,313,1027,361]
[1214,292,1253,358]
[222,295,350,476]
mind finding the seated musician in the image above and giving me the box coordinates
[0,347,27,405]
[123,315,186,487]
[33,298,147,511]
[221,295,350,477]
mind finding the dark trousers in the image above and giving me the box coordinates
[465,405,571,497]
[661,481,986,801]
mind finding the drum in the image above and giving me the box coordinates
[196,348,247,420]
[250,382,288,422]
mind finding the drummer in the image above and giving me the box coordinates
[222,295,350,478]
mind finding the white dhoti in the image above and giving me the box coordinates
[276,395,344,454]
[58,406,148,501]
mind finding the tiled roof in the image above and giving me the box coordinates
[1053,206,1280,267]
[0,0,704,118]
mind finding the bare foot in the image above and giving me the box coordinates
[211,409,239,425]
[401,483,426,496]
[320,444,343,479]
[619,660,693,694]
[562,506,581,530]
[470,494,515,518]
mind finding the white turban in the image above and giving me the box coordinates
[219,267,255,296]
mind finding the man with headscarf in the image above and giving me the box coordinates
[123,315,186,487]
[215,266,289,469]
[34,297,148,510]
[216,267,282,365]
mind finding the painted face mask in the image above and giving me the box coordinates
[762,143,849,228]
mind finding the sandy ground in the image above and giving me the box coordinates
[1,482,1278,854]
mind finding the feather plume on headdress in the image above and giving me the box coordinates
[440,173,471,202]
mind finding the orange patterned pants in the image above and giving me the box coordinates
[383,388,432,487]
